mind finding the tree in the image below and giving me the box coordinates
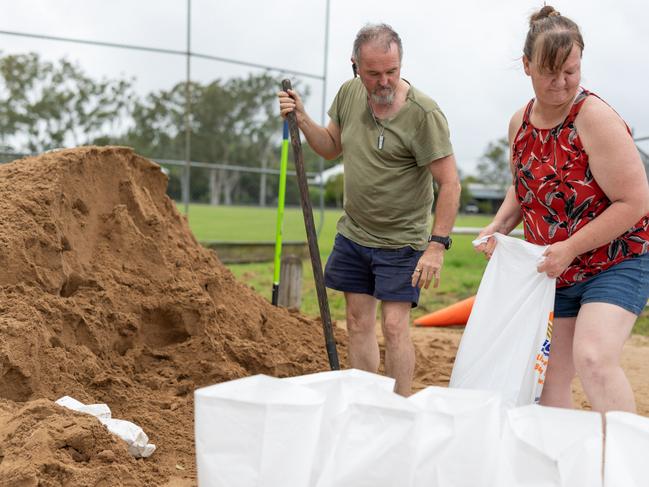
[475,137,511,190]
[121,73,303,205]
[0,52,135,153]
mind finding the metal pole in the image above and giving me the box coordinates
[183,0,192,216]
[317,0,331,236]
[272,121,290,305]
[0,30,324,80]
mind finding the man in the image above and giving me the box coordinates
[278,24,460,396]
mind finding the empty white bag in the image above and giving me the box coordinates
[450,233,555,407]
[604,411,649,487]
[408,387,502,487]
[314,382,420,487]
[285,369,396,487]
[194,374,325,487]
[498,405,603,487]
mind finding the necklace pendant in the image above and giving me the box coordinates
[377,135,384,150]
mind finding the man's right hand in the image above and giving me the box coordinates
[277,88,342,160]
[278,89,305,125]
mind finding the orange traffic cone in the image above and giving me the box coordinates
[414,295,476,327]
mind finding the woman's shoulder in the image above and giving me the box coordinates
[508,105,527,141]
[576,92,626,133]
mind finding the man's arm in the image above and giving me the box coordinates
[411,154,461,289]
[428,154,461,241]
[278,89,342,160]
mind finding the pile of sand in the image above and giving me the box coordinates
[0,146,347,486]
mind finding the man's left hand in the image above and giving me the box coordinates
[411,245,444,289]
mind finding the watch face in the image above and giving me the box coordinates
[429,235,451,249]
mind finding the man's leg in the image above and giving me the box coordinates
[539,317,577,408]
[345,292,380,374]
[380,301,414,396]
[573,302,636,413]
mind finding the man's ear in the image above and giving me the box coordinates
[351,57,357,77]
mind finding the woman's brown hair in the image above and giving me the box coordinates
[524,5,584,73]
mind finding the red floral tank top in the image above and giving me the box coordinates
[513,88,649,287]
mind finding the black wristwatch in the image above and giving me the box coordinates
[428,235,452,250]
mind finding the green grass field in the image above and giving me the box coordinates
[182,204,649,335]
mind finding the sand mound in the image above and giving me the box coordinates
[0,146,346,486]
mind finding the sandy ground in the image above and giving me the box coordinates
[0,147,344,487]
[408,325,649,415]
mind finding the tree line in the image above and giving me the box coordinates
[0,52,510,208]
[0,52,336,207]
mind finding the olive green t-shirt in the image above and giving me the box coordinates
[328,78,453,250]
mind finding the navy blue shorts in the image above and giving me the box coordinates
[324,234,424,307]
[554,252,649,318]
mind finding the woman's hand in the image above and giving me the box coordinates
[537,240,578,278]
[474,222,501,259]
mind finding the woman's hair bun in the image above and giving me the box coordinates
[530,5,561,26]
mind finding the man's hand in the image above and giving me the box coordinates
[411,244,445,289]
[278,89,306,125]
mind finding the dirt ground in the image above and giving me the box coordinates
[0,146,647,487]
[409,325,649,415]
[0,147,346,487]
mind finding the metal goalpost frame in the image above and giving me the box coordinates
[0,0,331,227]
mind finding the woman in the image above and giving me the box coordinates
[477,6,649,413]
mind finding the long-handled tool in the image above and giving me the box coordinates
[272,120,290,306]
[281,79,340,370]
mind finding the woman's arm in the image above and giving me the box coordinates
[538,96,649,277]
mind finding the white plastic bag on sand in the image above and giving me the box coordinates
[102,418,157,458]
[498,405,602,487]
[604,411,649,487]
[450,233,555,407]
[408,387,502,487]
[55,395,156,458]
[194,374,325,487]
[55,395,111,420]
[285,369,396,487]
[315,382,420,487]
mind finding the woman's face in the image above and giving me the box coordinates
[524,43,582,107]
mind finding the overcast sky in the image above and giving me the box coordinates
[1,0,647,174]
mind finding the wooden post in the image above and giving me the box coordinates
[281,79,339,370]
[278,255,302,309]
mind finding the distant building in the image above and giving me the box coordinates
[466,183,506,214]
[310,163,344,185]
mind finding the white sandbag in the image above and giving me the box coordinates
[194,374,325,487]
[55,396,156,458]
[604,411,649,487]
[285,369,396,487]
[408,387,502,487]
[101,417,157,458]
[55,395,112,420]
[498,405,602,487]
[450,233,555,407]
[315,383,420,487]
[286,368,395,395]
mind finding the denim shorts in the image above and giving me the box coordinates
[554,252,649,317]
[324,234,424,307]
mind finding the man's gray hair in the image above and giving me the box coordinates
[352,23,403,65]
